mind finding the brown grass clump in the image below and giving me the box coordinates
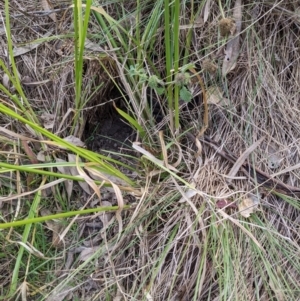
[219,17,236,36]
[0,0,300,300]
[202,58,218,74]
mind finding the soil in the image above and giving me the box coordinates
[85,110,134,159]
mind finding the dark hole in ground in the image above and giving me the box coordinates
[84,93,135,160]
[83,87,203,161]
[86,109,134,154]
[83,87,166,158]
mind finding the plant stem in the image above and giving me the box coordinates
[164,0,174,132]
[173,0,180,132]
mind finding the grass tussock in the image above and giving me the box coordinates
[0,0,300,300]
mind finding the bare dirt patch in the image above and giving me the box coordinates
[85,108,134,156]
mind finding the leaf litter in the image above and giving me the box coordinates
[238,195,260,218]
[222,0,243,76]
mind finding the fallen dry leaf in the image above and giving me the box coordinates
[41,0,57,22]
[37,150,46,162]
[40,112,55,129]
[222,0,242,76]
[178,188,197,203]
[78,246,100,262]
[238,197,259,218]
[84,38,105,52]
[63,135,85,147]
[203,0,212,23]
[2,70,20,92]
[268,153,282,169]
[2,74,10,89]
[206,86,229,105]
[12,31,53,57]
[267,143,283,170]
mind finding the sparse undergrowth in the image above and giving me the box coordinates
[0,0,300,300]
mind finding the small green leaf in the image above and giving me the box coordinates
[154,86,165,95]
[129,65,148,83]
[180,63,195,73]
[148,75,164,88]
[148,75,158,88]
[129,64,139,76]
[180,86,193,102]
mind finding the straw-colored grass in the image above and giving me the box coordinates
[0,0,299,300]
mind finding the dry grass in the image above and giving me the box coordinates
[0,0,300,300]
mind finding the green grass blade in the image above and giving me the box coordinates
[72,0,92,133]
[114,105,146,139]
[8,180,44,295]
[173,0,180,132]
[164,0,174,132]
[4,0,38,124]
[0,103,134,185]
[0,205,129,229]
